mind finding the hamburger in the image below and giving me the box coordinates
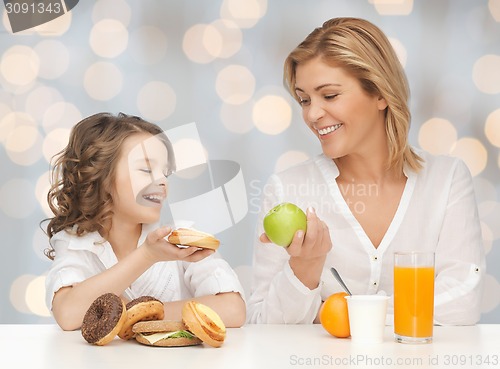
[167,228,220,251]
[132,301,226,348]
[133,320,202,347]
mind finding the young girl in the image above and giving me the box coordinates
[44,112,245,330]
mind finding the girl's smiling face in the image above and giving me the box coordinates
[112,132,171,225]
[294,57,388,160]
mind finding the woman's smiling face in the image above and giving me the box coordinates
[112,132,171,224]
[294,57,388,160]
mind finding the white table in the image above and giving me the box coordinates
[1,324,499,369]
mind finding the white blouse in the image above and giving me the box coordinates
[45,223,244,311]
[247,150,485,325]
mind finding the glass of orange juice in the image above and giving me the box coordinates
[394,252,435,344]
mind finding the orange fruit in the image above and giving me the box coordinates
[319,292,350,338]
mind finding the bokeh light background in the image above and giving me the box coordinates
[1,0,499,323]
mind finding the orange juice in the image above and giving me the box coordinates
[394,266,434,338]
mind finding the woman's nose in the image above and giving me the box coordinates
[305,100,325,123]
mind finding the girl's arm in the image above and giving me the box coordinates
[161,292,246,328]
[51,227,213,330]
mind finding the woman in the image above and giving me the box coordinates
[247,17,484,325]
[44,112,245,330]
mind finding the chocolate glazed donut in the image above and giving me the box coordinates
[81,293,127,345]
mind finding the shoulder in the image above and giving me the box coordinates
[412,148,473,184]
[50,227,104,253]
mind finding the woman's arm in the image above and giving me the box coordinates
[246,175,330,324]
[433,160,485,325]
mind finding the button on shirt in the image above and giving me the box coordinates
[45,223,244,311]
[247,150,485,325]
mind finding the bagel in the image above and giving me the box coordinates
[167,228,220,250]
[118,296,164,340]
[81,293,127,345]
[181,301,226,347]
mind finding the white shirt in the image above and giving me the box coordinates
[45,224,244,311]
[247,150,485,325]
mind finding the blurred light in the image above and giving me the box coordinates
[473,55,500,94]
[433,75,473,130]
[36,171,53,217]
[418,118,457,155]
[84,62,123,101]
[10,275,33,314]
[42,101,81,132]
[172,138,207,174]
[0,46,39,86]
[220,0,267,28]
[129,26,167,65]
[0,179,37,218]
[183,24,221,64]
[216,65,255,104]
[92,0,131,26]
[220,101,255,134]
[26,276,51,317]
[90,19,129,58]
[489,0,500,22]
[5,124,39,153]
[210,19,243,58]
[473,176,497,203]
[485,109,500,147]
[0,112,18,145]
[34,11,72,36]
[137,81,176,121]
[389,37,407,67]
[479,201,500,240]
[34,40,69,80]
[275,151,310,173]
[481,222,493,254]
[25,86,63,122]
[253,95,292,135]
[372,0,413,15]
[33,227,50,261]
[450,137,488,176]
[43,128,71,164]
[481,274,500,313]
[0,112,42,166]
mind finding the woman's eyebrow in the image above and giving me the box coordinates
[295,83,342,93]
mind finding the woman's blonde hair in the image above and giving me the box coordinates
[284,17,422,172]
[44,112,175,260]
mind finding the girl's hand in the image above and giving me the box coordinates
[142,226,214,263]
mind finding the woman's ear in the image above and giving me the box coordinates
[377,96,388,110]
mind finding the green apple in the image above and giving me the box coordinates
[263,202,307,247]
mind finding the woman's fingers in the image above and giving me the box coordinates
[259,233,272,243]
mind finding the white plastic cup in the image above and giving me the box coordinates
[345,295,389,344]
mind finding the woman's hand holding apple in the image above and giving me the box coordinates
[261,205,332,289]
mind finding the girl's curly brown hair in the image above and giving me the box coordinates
[44,112,175,260]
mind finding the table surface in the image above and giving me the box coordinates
[1,324,499,369]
